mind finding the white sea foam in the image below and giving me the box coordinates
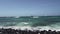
[0,23,60,31]
[21,22,29,25]
[0,25,60,31]
[33,16,39,18]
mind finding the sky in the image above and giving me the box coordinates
[0,0,60,16]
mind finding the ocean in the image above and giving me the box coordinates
[0,16,60,31]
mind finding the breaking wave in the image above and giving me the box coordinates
[0,16,60,31]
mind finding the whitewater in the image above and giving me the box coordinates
[0,16,60,31]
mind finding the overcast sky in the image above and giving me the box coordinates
[0,0,60,16]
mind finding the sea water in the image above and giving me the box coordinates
[0,16,60,31]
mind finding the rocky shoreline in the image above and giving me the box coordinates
[0,28,60,34]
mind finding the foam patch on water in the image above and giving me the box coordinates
[1,22,60,31]
[33,16,39,18]
[22,22,29,25]
[0,26,60,31]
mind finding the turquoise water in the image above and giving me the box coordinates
[0,16,60,31]
[0,16,60,26]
